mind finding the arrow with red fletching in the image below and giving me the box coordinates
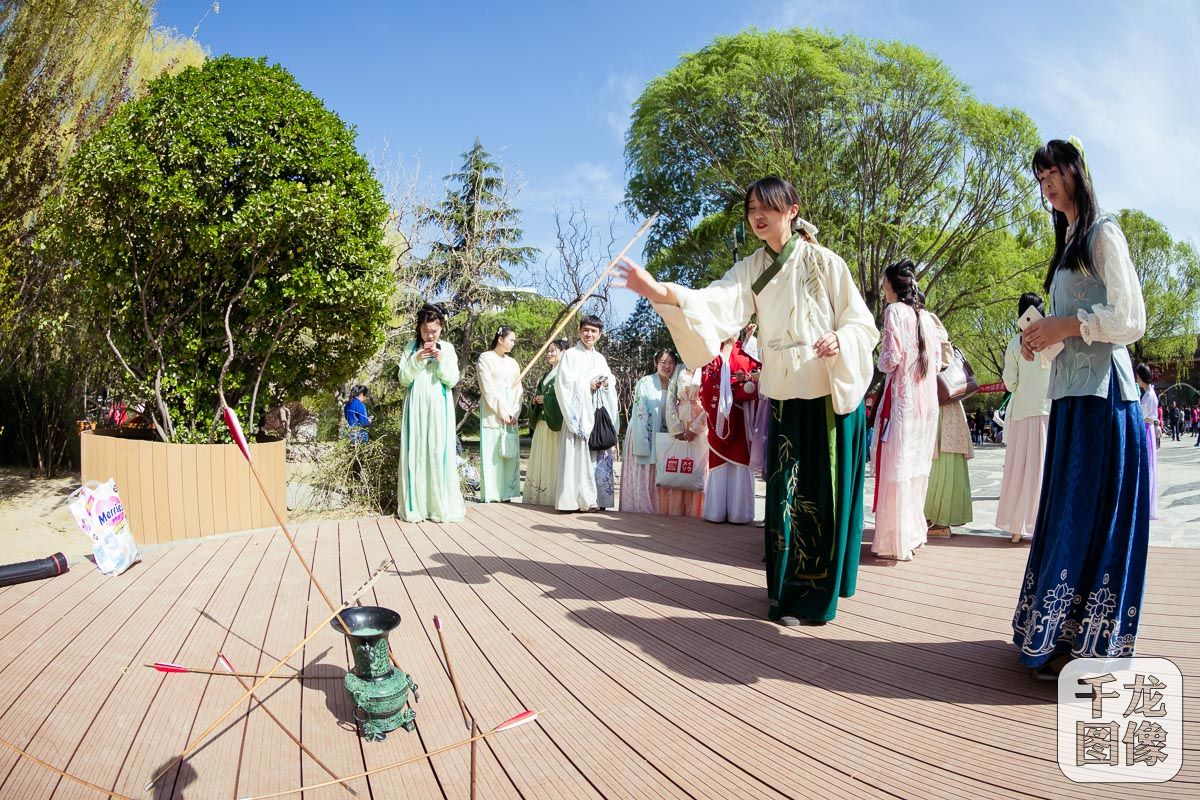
[146,661,322,680]
[222,405,252,463]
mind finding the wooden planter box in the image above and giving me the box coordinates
[79,430,287,546]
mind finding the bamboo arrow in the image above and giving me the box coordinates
[236,710,541,800]
[217,654,355,793]
[514,213,659,387]
[145,661,333,681]
[0,736,133,800]
[144,561,391,792]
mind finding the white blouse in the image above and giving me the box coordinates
[1072,219,1146,346]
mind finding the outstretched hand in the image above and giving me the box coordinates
[612,257,671,305]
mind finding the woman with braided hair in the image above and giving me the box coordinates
[871,261,943,560]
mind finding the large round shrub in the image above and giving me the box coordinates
[51,55,392,441]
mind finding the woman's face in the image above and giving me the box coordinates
[497,332,517,354]
[1036,163,1077,217]
[420,320,442,343]
[547,344,563,366]
[655,352,676,380]
[746,190,798,244]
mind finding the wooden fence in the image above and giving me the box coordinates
[79,431,287,546]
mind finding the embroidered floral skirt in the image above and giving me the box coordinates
[1011,373,1150,668]
[764,396,866,622]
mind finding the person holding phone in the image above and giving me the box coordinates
[996,293,1053,543]
[477,326,522,502]
[555,315,620,511]
[1012,139,1149,679]
[397,303,465,523]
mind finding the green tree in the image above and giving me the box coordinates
[0,1,203,362]
[47,55,393,442]
[417,139,538,383]
[625,28,1041,326]
[1117,209,1200,367]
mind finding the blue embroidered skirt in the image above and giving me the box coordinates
[1011,373,1150,668]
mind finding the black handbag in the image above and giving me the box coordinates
[588,406,617,451]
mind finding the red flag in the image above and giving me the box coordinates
[222,406,252,463]
[493,710,538,732]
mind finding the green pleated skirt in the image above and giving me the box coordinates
[764,396,866,622]
[924,451,973,526]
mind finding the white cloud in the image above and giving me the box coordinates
[597,71,642,145]
[1016,4,1200,245]
[523,161,626,215]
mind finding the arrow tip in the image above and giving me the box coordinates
[433,615,442,631]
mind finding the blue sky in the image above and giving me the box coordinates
[156,0,1200,322]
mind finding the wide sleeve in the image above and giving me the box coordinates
[630,377,654,458]
[555,348,593,439]
[1002,335,1021,392]
[597,357,620,439]
[824,251,880,414]
[477,353,502,416]
[436,342,460,388]
[877,304,903,375]
[398,342,422,387]
[651,257,756,372]
[503,359,523,421]
[1079,222,1146,346]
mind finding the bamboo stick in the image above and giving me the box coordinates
[144,561,391,792]
[514,213,658,386]
[0,736,133,800]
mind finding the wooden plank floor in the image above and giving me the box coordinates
[1,503,1196,799]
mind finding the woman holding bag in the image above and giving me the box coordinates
[619,349,679,513]
[477,326,522,502]
[523,339,568,506]
[660,365,707,516]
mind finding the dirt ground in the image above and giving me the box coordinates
[0,467,89,565]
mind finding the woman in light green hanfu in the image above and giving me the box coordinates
[477,326,522,502]
[398,303,466,523]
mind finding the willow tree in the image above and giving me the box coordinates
[625,28,1042,324]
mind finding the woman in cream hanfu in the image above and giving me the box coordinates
[397,303,467,523]
[523,338,569,506]
[619,348,680,514]
[616,176,878,625]
[555,315,621,511]
[476,326,522,502]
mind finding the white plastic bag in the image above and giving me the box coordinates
[67,480,140,576]
[654,432,707,492]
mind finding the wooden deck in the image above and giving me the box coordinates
[0,503,1195,799]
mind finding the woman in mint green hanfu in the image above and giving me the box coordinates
[397,304,466,523]
[615,177,879,626]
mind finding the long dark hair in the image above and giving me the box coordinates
[490,325,515,350]
[1033,139,1099,292]
[1017,292,1044,318]
[884,260,930,379]
[414,302,446,342]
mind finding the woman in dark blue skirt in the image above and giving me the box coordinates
[1012,138,1150,679]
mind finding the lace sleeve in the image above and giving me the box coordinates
[1078,222,1146,346]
